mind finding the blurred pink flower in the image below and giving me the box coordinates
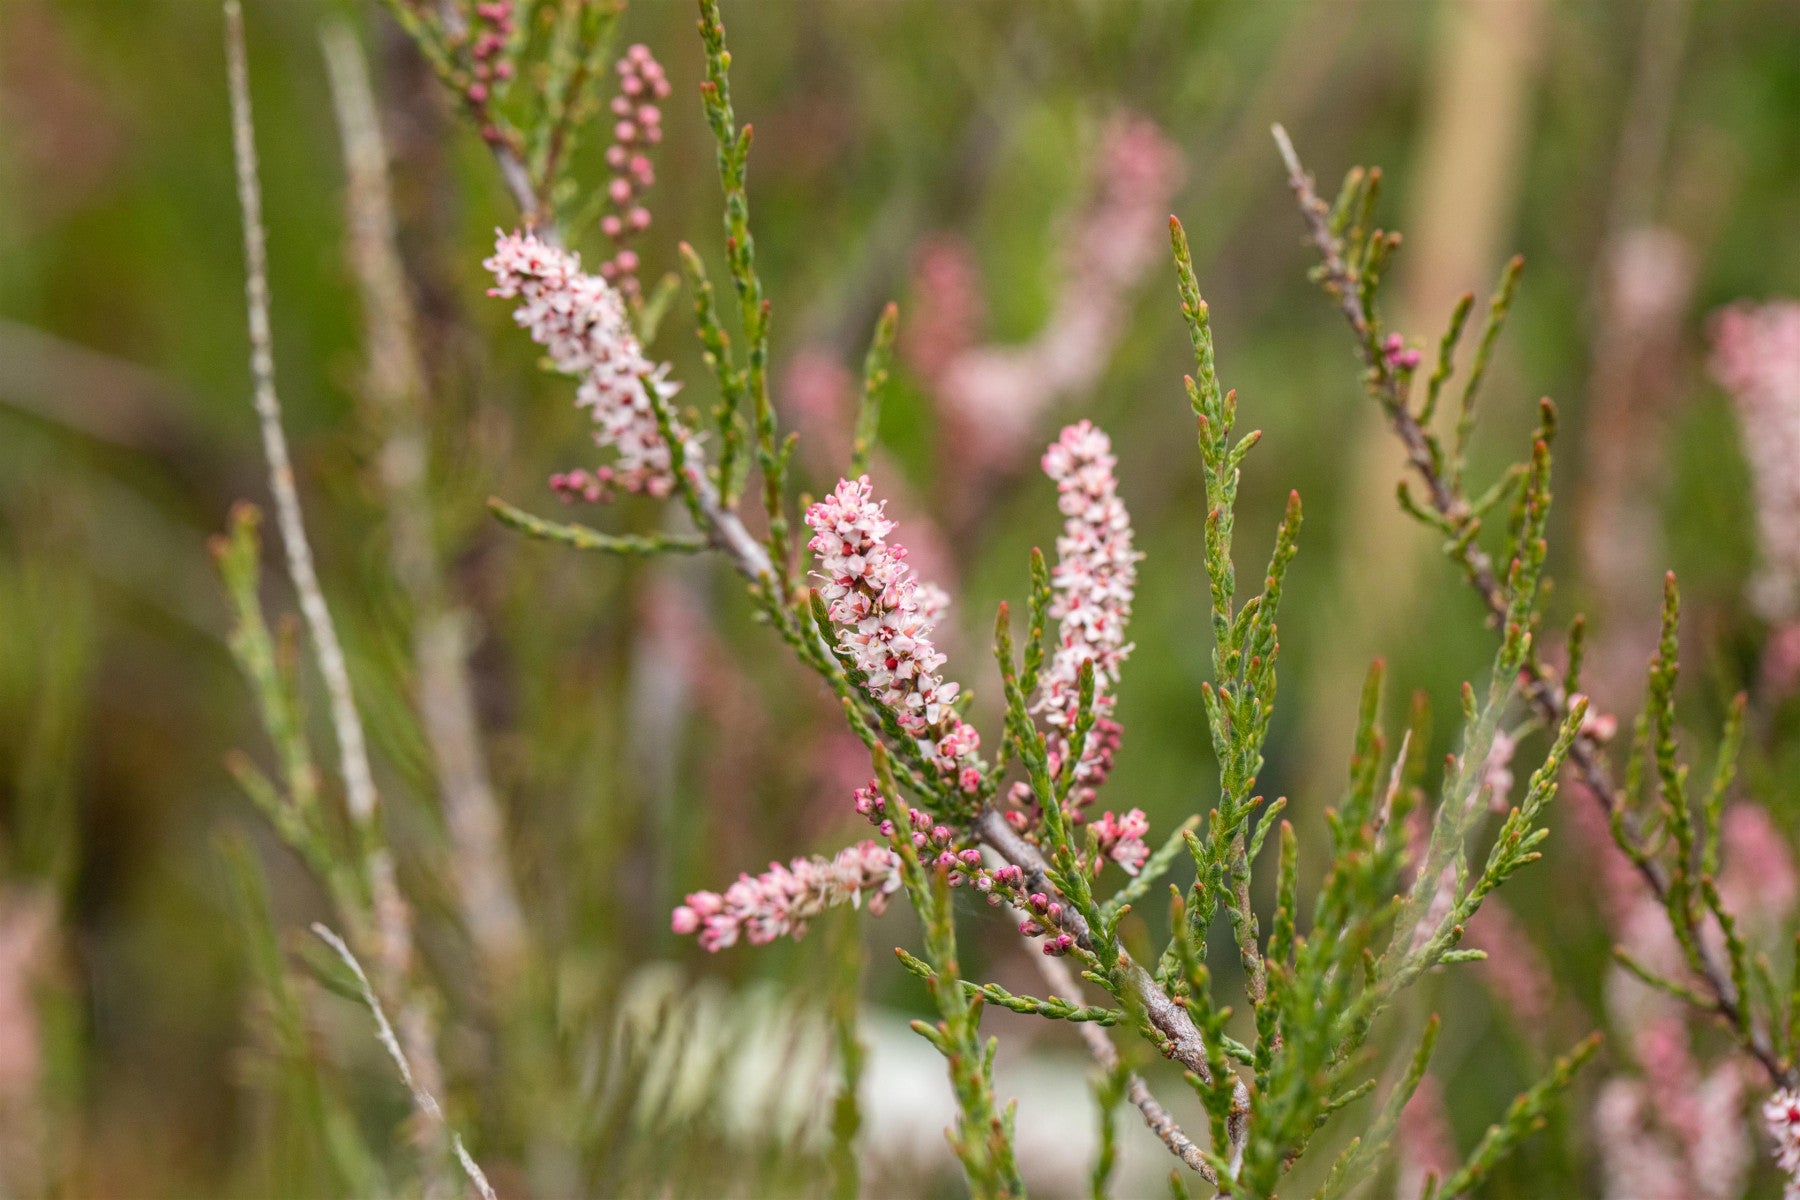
[1760,622,1800,699]
[1709,301,1800,621]
[1395,1076,1455,1200]
[1462,899,1552,1033]
[924,115,1183,479]
[781,349,856,466]
[1481,727,1517,813]
[1717,803,1798,930]
[901,236,984,388]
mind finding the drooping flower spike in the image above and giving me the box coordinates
[484,230,692,500]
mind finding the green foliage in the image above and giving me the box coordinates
[487,495,707,555]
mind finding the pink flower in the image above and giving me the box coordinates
[805,477,982,786]
[671,840,901,952]
[1462,900,1553,1033]
[1034,421,1140,808]
[1765,1088,1800,1191]
[929,116,1183,476]
[1709,302,1800,621]
[1395,1077,1455,1200]
[485,230,692,499]
[900,236,984,387]
[1091,808,1150,875]
[594,45,672,295]
[1718,803,1798,929]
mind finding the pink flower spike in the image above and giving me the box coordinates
[484,230,694,499]
[1030,421,1141,815]
[804,476,984,785]
[1709,302,1800,621]
[1765,1088,1800,1185]
[671,841,901,952]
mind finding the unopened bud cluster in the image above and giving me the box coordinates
[598,45,671,294]
[463,2,516,145]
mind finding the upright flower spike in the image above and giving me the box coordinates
[671,841,901,952]
[805,477,983,791]
[1034,420,1141,808]
[484,230,691,500]
[598,44,672,295]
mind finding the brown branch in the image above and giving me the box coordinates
[1272,123,1786,1086]
[1032,945,1218,1184]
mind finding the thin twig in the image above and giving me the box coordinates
[1272,122,1786,1085]
[313,924,499,1200]
[229,0,380,839]
[225,7,455,1187]
[1031,925,1218,1184]
[488,497,708,555]
[322,20,529,984]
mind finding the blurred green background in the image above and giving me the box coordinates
[3,0,1800,1195]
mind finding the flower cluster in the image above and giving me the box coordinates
[463,2,516,146]
[598,45,671,294]
[1381,332,1421,372]
[1481,727,1518,813]
[856,781,981,873]
[466,3,514,103]
[1765,1089,1800,1195]
[484,230,689,499]
[670,841,900,952]
[1709,301,1800,621]
[1090,807,1150,875]
[1015,890,1078,956]
[806,477,982,789]
[1028,421,1141,813]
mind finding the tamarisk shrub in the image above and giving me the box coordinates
[209,1,1800,1197]
[466,6,1608,1192]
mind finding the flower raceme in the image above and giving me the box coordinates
[804,476,984,790]
[1035,419,1140,805]
[1008,420,1151,873]
[483,230,691,500]
[670,841,901,952]
[1709,301,1800,622]
[597,45,671,294]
